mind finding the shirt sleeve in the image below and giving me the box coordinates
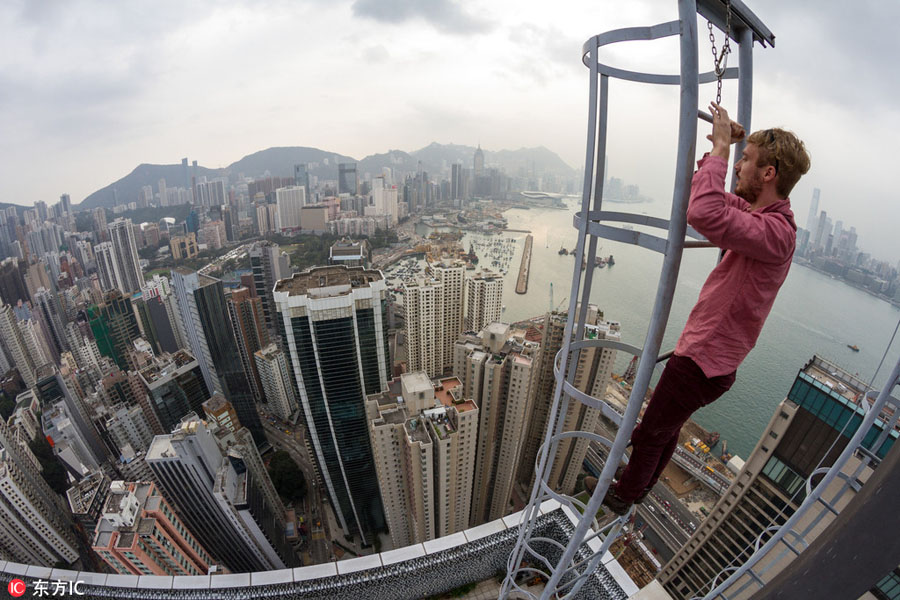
[687,155,794,264]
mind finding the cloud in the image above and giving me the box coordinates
[364,44,391,63]
[351,0,492,35]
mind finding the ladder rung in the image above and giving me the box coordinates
[817,496,840,515]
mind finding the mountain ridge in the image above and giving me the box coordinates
[78,143,576,211]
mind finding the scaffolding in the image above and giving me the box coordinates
[501,1,775,598]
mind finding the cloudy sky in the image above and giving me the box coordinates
[1,0,897,261]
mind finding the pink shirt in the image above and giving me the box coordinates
[675,155,796,377]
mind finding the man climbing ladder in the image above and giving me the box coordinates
[588,102,811,515]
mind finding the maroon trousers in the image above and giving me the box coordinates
[615,354,736,502]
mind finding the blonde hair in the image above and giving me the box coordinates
[746,128,811,198]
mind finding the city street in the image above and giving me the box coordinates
[261,412,333,565]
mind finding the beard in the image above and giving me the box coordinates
[735,171,763,204]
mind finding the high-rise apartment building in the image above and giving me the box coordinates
[404,278,446,378]
[0,300,38,387]
[0,258,30,306]
[253,344,298,421]
[531,310,620,494]
[107,218,144,294]
[434,261,465,366]
[147,416,295,572]
[225,287,267,402]
[404,261,465,377]
[338,163,358,195]
[367,373,478,548]
[273,265,389,544]
[249,241,290,335]
[32,287,68,358]
[0,446,80,566]
[93,480,214,576]
[453,323,541,525]
[64,321,102,371]
[94,241,121,292]
[465,271,503,333]
[275,186,305,230]
[660,355,896,599]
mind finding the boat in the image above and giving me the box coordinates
[705,431,720,448]
[848,344,860,352]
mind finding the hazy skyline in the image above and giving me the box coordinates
[1,0,898,260]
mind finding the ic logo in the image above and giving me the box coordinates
[7,579,26,597]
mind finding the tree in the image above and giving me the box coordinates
[268,450,307,503]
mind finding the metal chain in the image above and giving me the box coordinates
[707,0,732,104]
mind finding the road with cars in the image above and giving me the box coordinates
[261,409,333,565]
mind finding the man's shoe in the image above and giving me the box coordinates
[602,487,633,516]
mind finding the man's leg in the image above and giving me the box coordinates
[614,355,735,503]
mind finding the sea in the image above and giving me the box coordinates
[417,199,900,460]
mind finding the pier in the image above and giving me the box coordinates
[515,234,533,294]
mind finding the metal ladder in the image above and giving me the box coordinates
[501,1,774,598]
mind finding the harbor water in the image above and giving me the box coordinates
[418,200,900,460]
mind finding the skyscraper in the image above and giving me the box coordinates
[547,318,620,494]
[338,163,358,195]
[0,300,38,387]
[660,355,895,599]
[518,307,620,493]
[170,268,219,395]
[93,480,214,576]
[473,145,484,176]
[453,323,541,525]
[107,219,144,294]
[275,186,305,230]
[253,344,298,421]
[248,241,290,335]
[806,187,820,233]
[147,416,294,572]
[273,265,389,544]
[0,258,30,306]
[94,241,121,292]
[367,373,478,548]
[225,287,267,402]
[137,350,210,434]
[171,269,265,445]
[32,287,68,358]
[0,445,79,566]
[294,163,310,201]
[465,271,503,333]
[86,290,142,371]
[404,261,464,377]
